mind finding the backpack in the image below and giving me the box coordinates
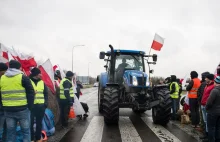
[42,108,55,136]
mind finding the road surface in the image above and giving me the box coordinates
[60,88,201,142]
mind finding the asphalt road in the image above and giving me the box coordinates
[60,88,201,142]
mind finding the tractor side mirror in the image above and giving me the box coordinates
[150,70,154,74]
[97,75,99,82]
[152,54,157,62]
[99,52,105,59]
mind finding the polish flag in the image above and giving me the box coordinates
[151,33,164,51]
[39,59,55,94]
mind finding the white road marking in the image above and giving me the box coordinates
[141,117,181,142]
[80,116,104,142]
[119,117,142,142]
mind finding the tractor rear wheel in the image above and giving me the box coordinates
[152,88,172,126]
[102,87,119,124]
[98,83,104,113]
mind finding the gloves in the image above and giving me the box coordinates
[44,103,48,108]
[69,102,73,107]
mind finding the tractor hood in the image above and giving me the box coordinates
[124,70,148,87]
[124,70,147,78]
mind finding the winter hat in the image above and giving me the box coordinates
[190,71,198,79]
[66,71,74,77]
[31,67,41,76]
[214,76,220,84]
[205,74,214,80]
[9,60,21,69]
[170,75,177,81]
[0,62,8,71]
[201,72,210,81]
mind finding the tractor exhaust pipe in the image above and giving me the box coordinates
[109,44,115,83]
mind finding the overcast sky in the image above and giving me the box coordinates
[0,0,219,79]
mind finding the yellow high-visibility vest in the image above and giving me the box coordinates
[31,80,45,104]
[60,78,74,99]
[0,74,27,107]
[170,82,180,99]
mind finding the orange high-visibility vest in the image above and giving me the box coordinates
[188,78,201,98]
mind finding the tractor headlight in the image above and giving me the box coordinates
[132,76,138,86]
[146,81,150,87]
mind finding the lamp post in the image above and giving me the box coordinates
[88,62,90,84]
[72,45,85,72]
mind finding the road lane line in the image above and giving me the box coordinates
[141,117,181,142]
[119,116,142,142]
[80,116,104,142]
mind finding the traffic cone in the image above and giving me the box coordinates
[68,106,76,119]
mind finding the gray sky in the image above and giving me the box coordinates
[0,0,219,78]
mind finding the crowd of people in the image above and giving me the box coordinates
[0,60,83,142]
[165,68,220,142]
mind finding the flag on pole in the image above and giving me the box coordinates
[39,59,55,94]
[151,33,164,51]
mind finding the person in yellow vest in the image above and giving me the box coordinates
[0,62,8,142]
[170,75,180,120]
[0,60,35,142]
[186,71,201,128]
[29,67,48,142]
[59,71,74,128]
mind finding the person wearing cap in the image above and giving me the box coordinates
[206,76,220,142]
[200,74,215,141]
[0,62,8,141]
[29,67,48,142]
[186,71,201,128]
[169,75,180,120]
[0,60,35,142]
[59,71,74,127]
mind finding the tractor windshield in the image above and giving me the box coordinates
[115,54,144,72]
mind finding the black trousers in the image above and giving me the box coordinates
[189,98,200,126]
[31,105,45,141]
[59,101,70,127]
[207,113,220,142]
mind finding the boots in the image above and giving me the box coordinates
[200,132,208,139]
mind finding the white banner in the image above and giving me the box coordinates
[73,95,85,115]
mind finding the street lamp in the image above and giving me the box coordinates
[72,45,85,72]
[88,62,90,84]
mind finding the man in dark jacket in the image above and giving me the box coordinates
[170,75,180,120]
[198,72,210,138]
[206,76,220,142]
[59,71,74,127]
[0,62,8,141]
[29,67,48,142]
[0,60,35,142]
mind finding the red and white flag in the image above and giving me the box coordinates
[39,59,55,94]
[151,33,164,51]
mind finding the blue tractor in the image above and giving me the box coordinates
[97,45,172,125]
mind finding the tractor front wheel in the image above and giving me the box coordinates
[102,87,119,124]
[152,88,172,126]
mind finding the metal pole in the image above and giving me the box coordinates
[88,62,90,84]
[72,45,85,72]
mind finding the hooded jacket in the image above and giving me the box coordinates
[206,85,220,114]
[0,69,35,112]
